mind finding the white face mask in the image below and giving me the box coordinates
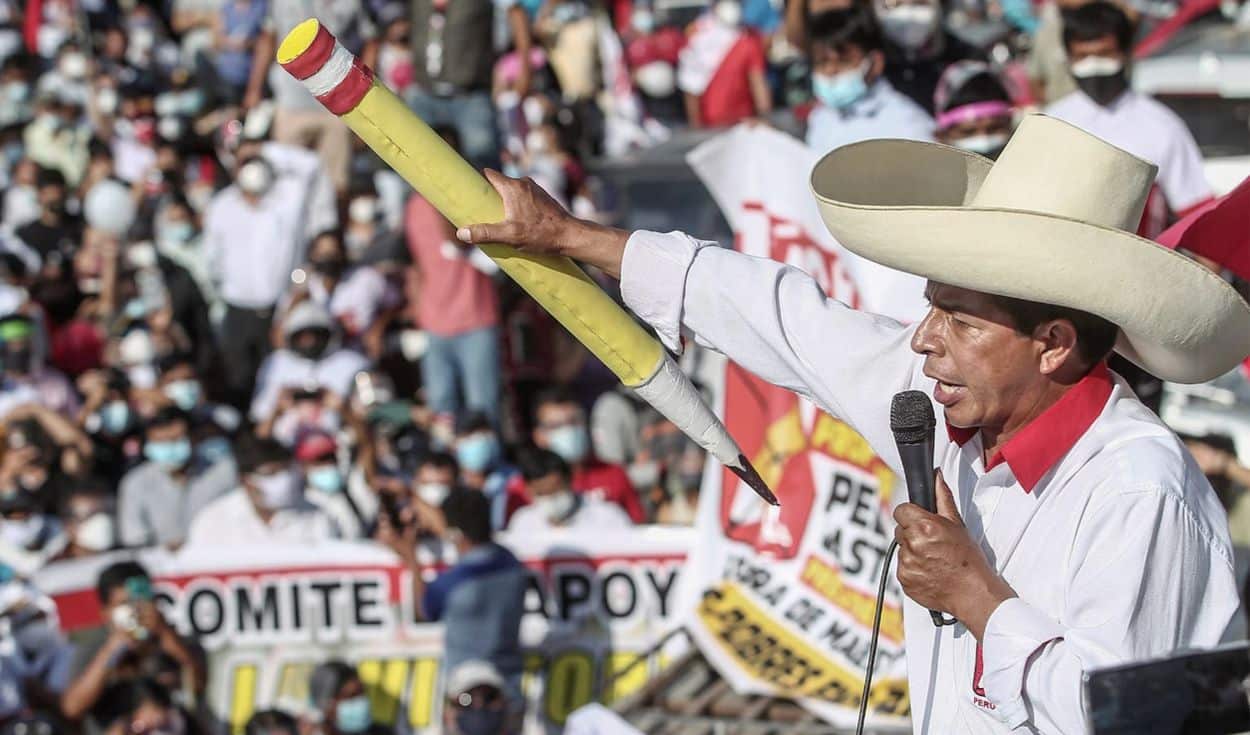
[713,0,742,27]
[538,490,576,523]
[417,482,451,507]
[59,51,89,79]
[1069,55,1124,78]
[952,131,1009,156]
[250,469,301,510]
[525,129,550,154]
[96,87,119,116]
[522,96,546,127]
[236,159,274,196]
[348,197,377,224]
[75,512,115,551]
[878,3,938,49]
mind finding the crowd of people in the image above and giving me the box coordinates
[0,0,1244,730]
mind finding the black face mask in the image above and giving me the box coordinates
[311,258,346,278]
[455,709,507,735]
[2,344,33,375]
[1075,71,1129,107]
[292,333,331,360]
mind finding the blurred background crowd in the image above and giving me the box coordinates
[0,0,1247,730]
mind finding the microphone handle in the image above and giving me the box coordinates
[896,441,952,628]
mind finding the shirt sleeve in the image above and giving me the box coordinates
[1158,116,1214,215]
[619,230,928,472]
[978,485,1238,731]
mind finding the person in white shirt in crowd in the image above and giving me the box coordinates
[249,301,370,439]
[117,406,238,549]
[152,194,222,324]
[275,229,395,354]
[187,434,342,546]
[293,429,372,540]
[457,114,1249,731]
[203,137,337,408]
[1044,1,1213,238]
[372,451,458,567]
[805,7,934,155]
[52,481,116,561]
[0,488,63,576]
[508,449,632,534]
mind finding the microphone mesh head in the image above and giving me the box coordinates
[890,390,936,444]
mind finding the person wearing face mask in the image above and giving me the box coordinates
[153,196,222,323]
[306,661,383,735]
[804,8,934,155]
[0,489,63,574]
[97,677,197,735]
[677,0,772,128]
[932,61,1017,160]
[14,166,81,269]
[441,661,521,735]
[117,407,238,549]
[204,140,336,410]
[53,482,116,560]
[1045,1,1213,238]
[249,302,369,430]
[186,434,341,546]
[509,448,632,534]
[294,429,370,540]
[872,0,983,114]
[454,412,523,531]
[530,387,644,523]
[22,87,90,186]
[277,230,393,351]
[379,489,526,706]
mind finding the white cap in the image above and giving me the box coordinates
[445,660,505,698]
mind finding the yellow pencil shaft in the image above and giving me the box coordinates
[342,80,662,386]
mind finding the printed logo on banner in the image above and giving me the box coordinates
[685,125,915,729]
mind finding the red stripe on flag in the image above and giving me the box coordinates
[316,59,374,115]
[278,24,336,80]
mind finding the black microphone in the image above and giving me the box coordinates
[890,390,951,628]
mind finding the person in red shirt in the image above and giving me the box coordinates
[404,127,503,428]
[527,387,644,523]
[677,0,772,128]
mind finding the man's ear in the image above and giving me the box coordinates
[1035,319,1080,376]
[866,49,886,82]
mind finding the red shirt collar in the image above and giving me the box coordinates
[945,362,1113,493]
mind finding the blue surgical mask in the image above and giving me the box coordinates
[124,298,150,320]
[334,695,372,733]
[163,379,201,411]
[546,425,590,464]
[307,465,344,494]
[144,438,192,469]
[159,221,194,244]
[100,400,131,435]
[456,434,500,473]
[196,436,232,465]
[813,63,870,110]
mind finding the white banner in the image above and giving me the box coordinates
[679,124,926,730]
[37,527,693,733]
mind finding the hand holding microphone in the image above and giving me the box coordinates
[890,391,1015,636]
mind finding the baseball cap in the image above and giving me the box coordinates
[446,660,505,698]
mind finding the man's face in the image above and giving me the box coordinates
[37,183,65,213]
[533,402,584,449]
[416,463,456,488]
[528,471,566,500]
[910,283,1048,430]
[936,114,1013,144]
[1066,34,1125,65]
[811,42,873,78]
[444,684,508,735]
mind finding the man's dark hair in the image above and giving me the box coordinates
[809,7,883,56]
[441,489,493,544]
[309,660,358,709]
[455,410,493,437]
[97,678,174,731]
[1062,1,1135,54]
[234,434,292,475]
[245,710,299,735]
[96,560,150,603]
[35,167,66,191]
[157,351,195,375]
[990,295,1119,368]
[418,451,459,475]
[944,72,1012,111]
[532,385,579,418]
[145,406,188,435]
[517,448,571,483]
[59,477,113,516]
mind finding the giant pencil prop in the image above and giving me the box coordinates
[277,19,777,505]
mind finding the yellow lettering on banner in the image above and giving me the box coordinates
[602,653,647,704]
[521,653,546,701]
[408,658,439,728]
[228,664,257,735]
[276,662,313,704]
[545,651,594,725]
[799,557,903,644]
[809,415,878,471]
[698,583,907,713]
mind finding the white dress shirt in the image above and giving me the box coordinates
[508,496,633,535]
[619,229,1237,734]
[249,347,371,423]
[186,489,341,546]
[806,79,935,156]
[1045,91,1212,215]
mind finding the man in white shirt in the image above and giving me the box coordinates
[805,7,934,155]
[187,435,341,546]
[456,115,1250,732]
[203,139,336,407]
[508,449,632,534]
[1044,1,1212,238]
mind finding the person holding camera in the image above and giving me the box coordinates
[60,561,204,724]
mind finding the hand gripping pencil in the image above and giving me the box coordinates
[277,19,777,505]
